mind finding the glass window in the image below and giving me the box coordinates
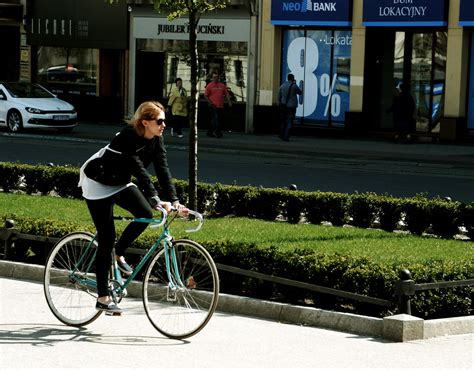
[410,32,447,133]
[281,29,352,126]
[468,34,474,132]
[431,32,447,132]
[137,39,248,103]
[36,47,98,96]
[390,31,447,133]
[3,82,54,98]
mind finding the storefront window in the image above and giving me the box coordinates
[391,31,447,133]
[467,34,474,132]
[136,39,247,103]
[281,29,352,126]
[36,47,98,96]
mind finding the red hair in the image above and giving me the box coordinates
[129,101,164,136]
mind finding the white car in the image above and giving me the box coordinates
[0,82,78,133]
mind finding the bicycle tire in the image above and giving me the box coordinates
[142,239,219,339]
[44,231,102,326]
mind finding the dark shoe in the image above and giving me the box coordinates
[96,301,123,314]
[216,131,223,138]
[207,131,216,138]
[116,258,133,276]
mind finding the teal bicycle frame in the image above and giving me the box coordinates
[70,209,200,300]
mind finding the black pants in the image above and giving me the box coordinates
[279,105,296,140]
[208,105,223,135]
[172,115,186,135]
[86,186,153,297]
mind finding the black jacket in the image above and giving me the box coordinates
[105,125,178,202]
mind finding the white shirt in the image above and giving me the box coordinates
[78,145,135,200]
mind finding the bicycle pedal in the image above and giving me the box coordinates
[105,311,123,316]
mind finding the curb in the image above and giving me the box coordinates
[1,260,472,342]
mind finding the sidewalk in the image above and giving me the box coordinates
[74,121,474,169]
[1,273,473,369]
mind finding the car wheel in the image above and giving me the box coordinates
[6,110,23,132]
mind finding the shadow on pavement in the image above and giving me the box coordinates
[0,323,188,347]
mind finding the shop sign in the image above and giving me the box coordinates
[134,17,249,42]
[271,0,352,26]
[363,0,447,27]
[26,0,128,49]
[459,0,474,26]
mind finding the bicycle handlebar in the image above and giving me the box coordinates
[150,205,168,228]
[185,209,204,233]
[150,206,203,232]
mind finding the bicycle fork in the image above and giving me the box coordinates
[164,238,186,302]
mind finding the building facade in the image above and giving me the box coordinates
[127,2,252,130]
[260,0,473,140]
[10,0,474,139]
[0,0,23,82]
[24,0,128,121]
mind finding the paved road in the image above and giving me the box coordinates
[1,278,472,369]
[1,124,474,201]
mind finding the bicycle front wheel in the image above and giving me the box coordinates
[44,232,102,326]
[143,239,219,339]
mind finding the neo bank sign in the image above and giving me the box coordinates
[363,0,447,27]
[271,0,352,26]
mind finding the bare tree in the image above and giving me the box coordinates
[153,0,229,210]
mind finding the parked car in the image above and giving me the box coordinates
[0,81,78,133]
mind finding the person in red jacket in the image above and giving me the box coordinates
[204,72,232,138]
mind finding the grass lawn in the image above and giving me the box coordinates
[1,192,472,266]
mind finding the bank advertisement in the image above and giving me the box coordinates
[281,29,351,124]
[271,0,352,26]
[363,0,448,26]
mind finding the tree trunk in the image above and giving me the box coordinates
[188,11,199,210]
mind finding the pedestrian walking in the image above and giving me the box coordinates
[278,73,302,142]
[78,101,188,314]
[167,77,187,138]
[204,72,232,138]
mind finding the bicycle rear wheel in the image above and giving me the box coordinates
[143,239,219,339]
[44,232,102,326]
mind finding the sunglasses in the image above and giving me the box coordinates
[155,118,166,126]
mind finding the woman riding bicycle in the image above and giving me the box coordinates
[78,101,188,314]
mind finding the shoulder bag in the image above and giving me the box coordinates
[84,146,131,186]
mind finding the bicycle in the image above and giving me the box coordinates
[43,206,219,339]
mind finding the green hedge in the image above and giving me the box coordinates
[0,161,471,240]
[3,215,472,320]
